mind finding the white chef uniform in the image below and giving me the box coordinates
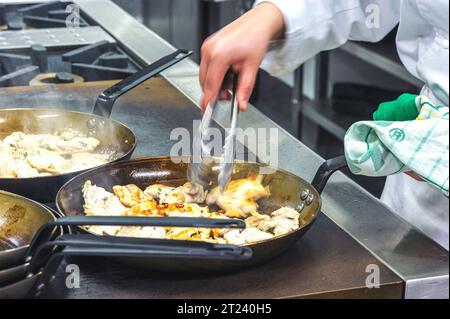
[255,0,449,250]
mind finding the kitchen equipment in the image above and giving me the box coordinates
[57,155,348,272]
[0,214,249,298]
[0,49,192,202]
[188,71,240,190]
[0,190,60,270]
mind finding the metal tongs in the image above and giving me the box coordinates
[188,70,239,190]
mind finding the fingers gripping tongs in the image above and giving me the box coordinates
[188,71,239,190]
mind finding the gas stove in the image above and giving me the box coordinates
[0,1,140,88]
[0,1,89,31]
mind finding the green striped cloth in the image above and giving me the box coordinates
[344,95,449,196]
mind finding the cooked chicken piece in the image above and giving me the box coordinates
[175,182,207,203]
[206,211,232,237]
[271,207,300,236]
[271,207,300,219]
[3,131,100,154]
[51,137,100,154]
[206,176,270,218]
[82,181,127,216]
[2,145,70,176]
[87,225,122,236]
[166,228,201,241]
[26,148,67,174]
[2,132,43,149]
[162,191,187,204]
[272,217,299,236]
[0,154,40,178]
[13,160,42,177]
[139,226,167,238]
[223,227,274,245]
[65,153,110,173]
[223,229,246,245]
[245,212,276,232]
[144,182,207,204]
[60,130,78,141]
[113,184,147,207]
[240,228,274,243]
[165,227,217,242]
[126,200,159,216]
[116,226,166,239]
[144,184,176,202]
[159,203,209,217]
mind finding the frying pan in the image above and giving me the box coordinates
[0,49,192,202]
[0,190,59,270]
[0,213,251,298]
[57,155,348,272]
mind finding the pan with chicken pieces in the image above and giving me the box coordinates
[82,175,301,245]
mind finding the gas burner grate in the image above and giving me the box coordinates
[63,40,136,81]
[0,41,139,87]
[0,2,88,31]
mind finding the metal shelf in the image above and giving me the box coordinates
[301,97,366,141]
[339,41,423,87]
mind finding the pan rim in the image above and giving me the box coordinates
[0,107,137,181]
[56,155,323,248]
[0,190,58,255]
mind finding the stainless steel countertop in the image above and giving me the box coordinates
[47,0,448,298]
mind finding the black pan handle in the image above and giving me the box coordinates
[92,49,193,117]
[29,233,253,274]
[26,215,245,261]
[31,238,253,292]
[311,155,348,194]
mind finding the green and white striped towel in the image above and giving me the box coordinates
[345,95,449,196]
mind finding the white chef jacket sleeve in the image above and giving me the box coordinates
[254,0,401,75]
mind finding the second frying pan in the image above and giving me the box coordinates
[0,49,192,202]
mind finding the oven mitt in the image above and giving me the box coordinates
[344,94,449,196]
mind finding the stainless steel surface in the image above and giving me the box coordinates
[67,0,449,298]
[406,275,449,299]
[0,26,116,50]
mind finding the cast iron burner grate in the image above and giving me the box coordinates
[0,2,88,31]
[0,41,138,87]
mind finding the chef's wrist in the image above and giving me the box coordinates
[253,1,286,41]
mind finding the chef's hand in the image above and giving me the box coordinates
[199,2,285,112]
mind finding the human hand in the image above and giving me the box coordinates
[199,2,285,112]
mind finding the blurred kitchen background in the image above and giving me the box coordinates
[113,0,422,197]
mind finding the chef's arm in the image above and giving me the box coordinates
[200,0,400,112]
[257,0,401,75]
